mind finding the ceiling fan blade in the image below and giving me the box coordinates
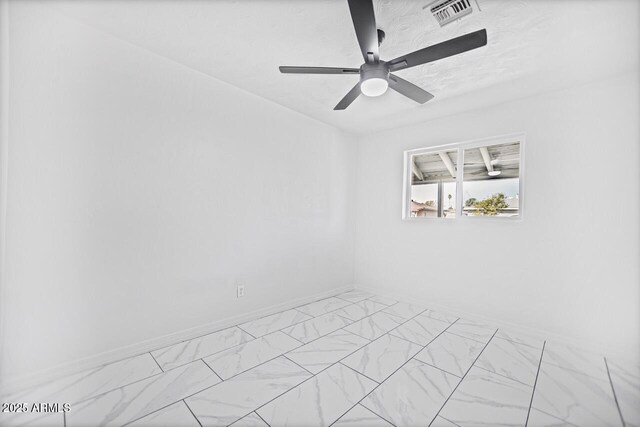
[388,74,434,104]
[387,29,487,72]
[279,66,360,74]
[347,0,379,63]
[334,83,361,110]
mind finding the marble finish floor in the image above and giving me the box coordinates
[2,290,638,427]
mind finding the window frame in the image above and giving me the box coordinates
[402,132,526,221]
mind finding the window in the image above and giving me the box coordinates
[462,142,521,217]
[409,149,457,219]
[403,133,524,220]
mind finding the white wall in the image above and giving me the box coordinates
[354,71,640,358]
[0,3,356,384]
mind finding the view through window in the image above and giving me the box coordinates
[462,142,520,217]
[410,150,457,218]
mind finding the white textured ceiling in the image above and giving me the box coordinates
[48,0,638,134]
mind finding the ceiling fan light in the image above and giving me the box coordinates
[488,170,501,177]
[360,77,388,97]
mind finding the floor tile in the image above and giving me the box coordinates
[389,314,450,346]
[542,342,608,380]
[285,330,369,374]
[362,359,460,427]
[439,366,532,426]
[152,326,253,371]
[229,412,269,427]
[295,297,351,317]
[343,312,404,340]
[238,309,312,338]
[357,299,389,315]
[531,362,621,426]
[475,337,541,386]
[527,408,580,427]
[414,332,485,377]
[185,356,310,426]
[333,300,388,321]
[66,360,220,427]
[495,329,544,349]
[204,331,300,379]
[0,411,64,427]
[128,401,199,426]
[446,319,496,344]
[257,363,376,427]
[381,301,426,320]
[333,404,393,426]
[336,290,374,303]
[3,353,162,406]
[422,309,459,324]
[281,312,352,343]
[366,295,398,306]
[607,359,640,427]
[430,416,459,426]
[342,334,422,382]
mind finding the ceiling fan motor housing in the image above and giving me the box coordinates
[360,61,389,83]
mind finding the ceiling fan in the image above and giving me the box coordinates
[278,0,487,110]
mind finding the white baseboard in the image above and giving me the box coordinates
[355,284,635,363]
[0,285,354,396]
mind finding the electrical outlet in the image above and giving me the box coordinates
[237,284,245,298]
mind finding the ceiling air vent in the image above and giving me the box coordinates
[425,0,478,27]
